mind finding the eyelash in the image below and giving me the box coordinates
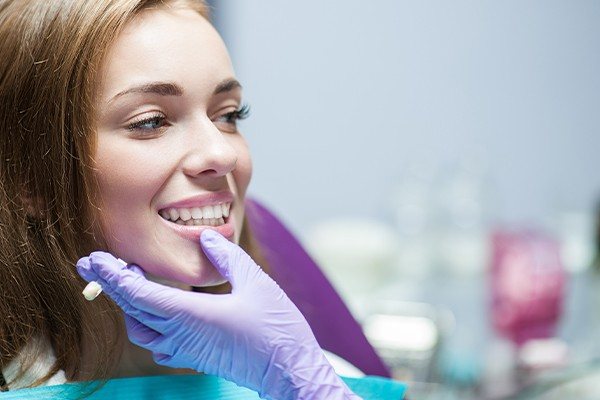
[125,104,251,133]
[217,103,251,125]
[126,113,166,132]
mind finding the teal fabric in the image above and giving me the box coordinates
[0,374,406,399]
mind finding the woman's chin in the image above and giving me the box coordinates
[195,268,227,287]
[143,272,190,290]
[143,265,225,290]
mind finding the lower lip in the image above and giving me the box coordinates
[159,213,235,242]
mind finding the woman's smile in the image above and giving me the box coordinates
[157,190,236,241]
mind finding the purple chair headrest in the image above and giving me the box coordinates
[245,198,391,378]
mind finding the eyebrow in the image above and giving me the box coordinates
[213,78,242,95]
[109,82,182,103]
[108,78,242,103]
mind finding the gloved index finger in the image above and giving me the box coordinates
[200,229,261,290]
[86,252,176,318]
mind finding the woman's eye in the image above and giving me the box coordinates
[126,114,168,133]
[214,104,250,132]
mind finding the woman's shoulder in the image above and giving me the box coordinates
[1,336,67,391]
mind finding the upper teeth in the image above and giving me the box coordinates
[159,202,231,222]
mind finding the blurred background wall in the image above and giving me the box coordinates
[209,0,600,240]
[207,2,600,394]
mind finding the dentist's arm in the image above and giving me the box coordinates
[77,229,361,400]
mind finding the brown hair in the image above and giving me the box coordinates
[0,0,247,388]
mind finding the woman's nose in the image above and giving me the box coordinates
[181,121,238,178]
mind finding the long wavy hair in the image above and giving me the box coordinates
[0,0,264,388]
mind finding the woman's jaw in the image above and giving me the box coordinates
[113,196,241,290]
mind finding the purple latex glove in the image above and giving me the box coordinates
[77,229,360,400]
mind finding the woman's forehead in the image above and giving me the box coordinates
[98,7,234,105]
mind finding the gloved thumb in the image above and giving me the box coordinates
[127,264,145,277]
[200,229,257,288]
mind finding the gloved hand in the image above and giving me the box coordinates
[77,229,361,400]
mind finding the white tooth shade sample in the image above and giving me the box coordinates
[82,281,103,301]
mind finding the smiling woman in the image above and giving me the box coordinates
[0,0,361,398]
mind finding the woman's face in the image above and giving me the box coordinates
[93,7,252,287]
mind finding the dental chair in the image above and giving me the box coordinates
[245,198,391,378]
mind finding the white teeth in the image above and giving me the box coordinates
[202,205,214,219]
[191,207,203,219]
[209,218,224,226]
[160,202,231,224]
[179,208,192,221]
[221,203,230,217]
[168,216,226,226]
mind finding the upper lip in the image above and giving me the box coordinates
[158,190,234,211]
